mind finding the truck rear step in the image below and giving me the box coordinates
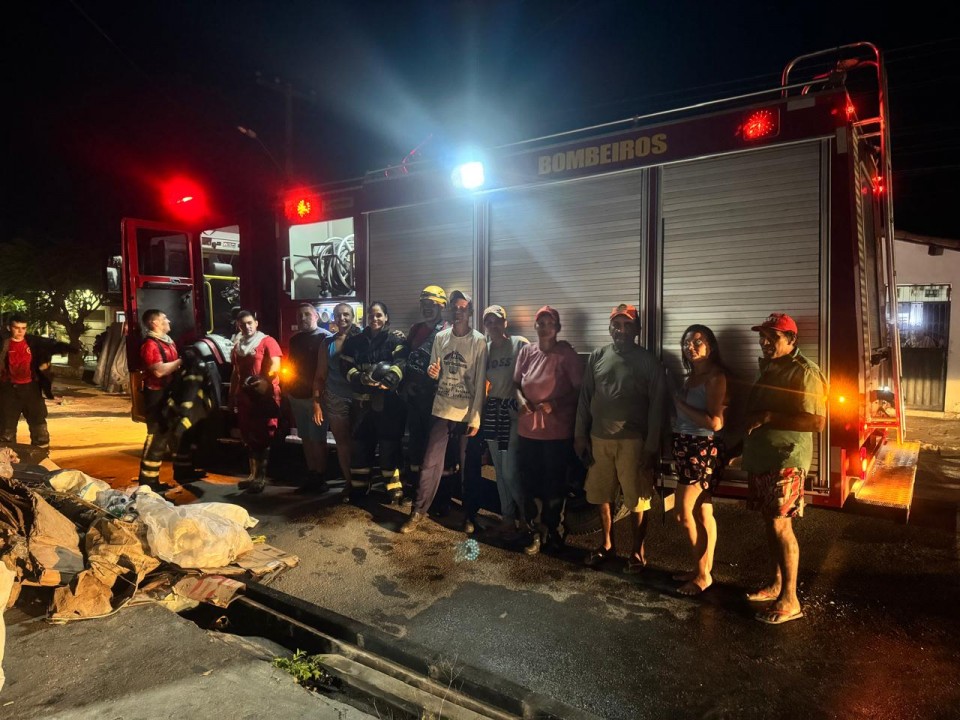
[852,440,919,521]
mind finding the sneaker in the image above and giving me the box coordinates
[400,512,425,534]
[584,545,616,568]
[463,518,476,535]
[238,478,253,490]
[523,533,541,556]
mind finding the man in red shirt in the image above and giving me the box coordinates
[137,309,182,490]
[0,313,71,450]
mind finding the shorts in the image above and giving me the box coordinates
[287,396,327,442]
[748,468,805,519]
[672,433,723,492]
[320,389,352,421]
[584,436,653,513]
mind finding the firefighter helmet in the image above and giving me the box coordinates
[419,285,447,306]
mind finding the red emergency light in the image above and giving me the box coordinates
[739,108,780,141]
[160,176,209,222]
[284,189,322,224]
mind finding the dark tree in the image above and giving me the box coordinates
[0,237,106,368]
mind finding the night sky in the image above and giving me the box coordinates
[7,1,959,252]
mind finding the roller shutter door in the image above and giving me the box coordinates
[367,199,475,334]
[660,142,824,475]
[488,171,644,352]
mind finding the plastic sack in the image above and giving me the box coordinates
[134,490,257,568]
[48,469,111,503]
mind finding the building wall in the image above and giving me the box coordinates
[895,240,960,413]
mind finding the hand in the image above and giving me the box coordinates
[312,399,324,425]
[746,411,771,435]
[360,372,377,387]
[427,359,441,380]
[518,398,534,415]
[640,450,658,470]
[574,436,591,462]
[538,401,554,415]
[465,424,480,437]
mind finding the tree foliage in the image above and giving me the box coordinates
[0,237,106,366]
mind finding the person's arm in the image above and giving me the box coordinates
[142,340,182,379]
[313,339,329,424]
[378,330,408,391]
[574,351,595,460]
[513,345,534,413]
[746,367,826,434]
[674,373,727,432]
[228,351,240,411]
[465,338,488,435]
[257,340,282,393]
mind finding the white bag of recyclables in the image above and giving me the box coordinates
[134,490,258,568]
[48,469,111,503]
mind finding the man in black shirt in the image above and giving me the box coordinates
[284,303,332,491]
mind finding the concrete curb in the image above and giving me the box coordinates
[240,581,601,720]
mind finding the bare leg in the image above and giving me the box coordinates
[675,484,714,593]
[766,517,801,614]
[629,510,648,565]
[598,502,613,550]
[749,520,784,600]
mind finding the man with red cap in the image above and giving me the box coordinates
[743,313,826,625]
[575,303,665,572]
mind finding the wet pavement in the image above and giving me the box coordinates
[12,376,960,719]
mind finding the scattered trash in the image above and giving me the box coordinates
[173,574,245,608]
[454,538,480,562]
[250,535,267,544]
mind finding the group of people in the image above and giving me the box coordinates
[136,286,826,626]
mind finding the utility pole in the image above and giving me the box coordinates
[254,73,317,181]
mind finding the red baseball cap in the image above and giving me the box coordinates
[610,303,639,322]
[535,305,560,324]
[751,313,798,334]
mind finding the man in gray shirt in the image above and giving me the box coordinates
[401,290,488,534]
[575,304,665,572]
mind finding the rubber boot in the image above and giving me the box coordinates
[247,449,269,494]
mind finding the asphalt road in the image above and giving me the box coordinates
[29,377,960,719]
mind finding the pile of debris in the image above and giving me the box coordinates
[0,446,298,622]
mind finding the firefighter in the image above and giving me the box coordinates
[340,301,407,501]
[229,310,283,494]
[136,309,183,491]
[400,285,451,504]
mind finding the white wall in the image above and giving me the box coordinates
[895,240,960,412]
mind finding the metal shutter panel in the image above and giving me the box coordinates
[660,142,824,473]
[367,199,475,334]
[488,171,644,351]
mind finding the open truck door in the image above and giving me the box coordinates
[120,218,202,421]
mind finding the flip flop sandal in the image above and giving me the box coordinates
[746,588,779,602]
[755,608,804,625]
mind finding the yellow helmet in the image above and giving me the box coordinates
[420,285,447,306]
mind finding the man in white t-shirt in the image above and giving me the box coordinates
[400,290,488,534]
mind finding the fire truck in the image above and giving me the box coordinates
[120,42,918,519]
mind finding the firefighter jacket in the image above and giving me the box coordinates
[340,326,408,401]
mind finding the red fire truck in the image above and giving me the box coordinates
[120,42,918,518]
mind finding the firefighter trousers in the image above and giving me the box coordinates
[350,393,406,493]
